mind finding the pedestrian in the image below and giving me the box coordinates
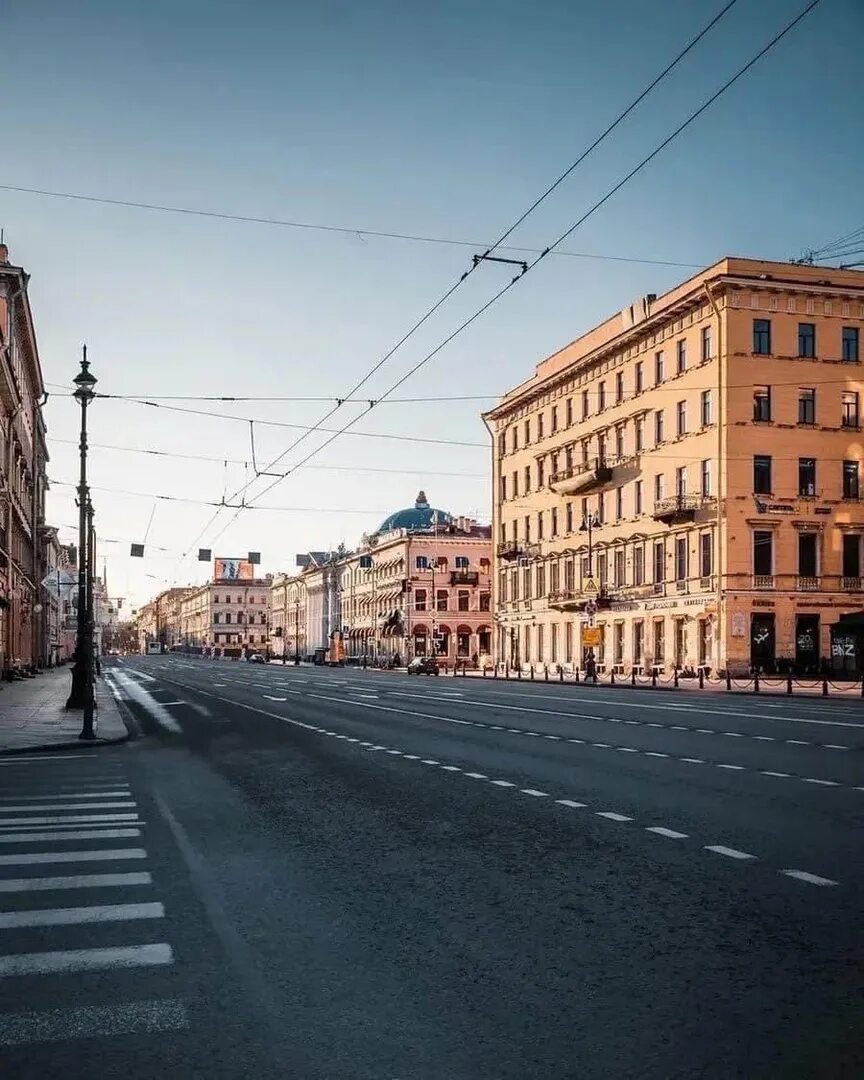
[585,649,597,684]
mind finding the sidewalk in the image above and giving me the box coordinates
[0,666,130,754]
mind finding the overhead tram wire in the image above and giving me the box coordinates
[220,0,742,510]
[245,0,822,509]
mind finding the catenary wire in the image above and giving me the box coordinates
[246,0,822,511]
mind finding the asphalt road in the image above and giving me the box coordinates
[2,657,862,1078]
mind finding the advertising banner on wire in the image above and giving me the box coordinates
[214,557,253,582]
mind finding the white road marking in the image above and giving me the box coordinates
[596,811,632,822]
[464,772,487,779]
[786,739,809,745]
[670,725,688,731]
[592,743,611,749]
[568,739,585,744]
[520,789,549,797]
[716,764,745,771]
[781,869,839,887]
[420,760,439,765]
[0,872,152,893]
[825,744,849,750]
[0,755,98,766]
[403,755,420,761]
[0,999,189,1046]
[0,902,164,929]
[705,845,756,861]
[762,771,790,778]
[0,829,141,844]
[0,814,139,827]
[110,671,182,733]
[440,765,462,772]
[617,747,638,753]
[722,732,744,737]
[802,778,839,786]
[753,735,775,741]
[0,802,135,813]
[0,790,130,801]
[262,695,287,702]
[0,943,173,977]
[645,752,669,758]
[696,729,715,734]
[646,827,688,839]
[543,735,561,741]
[0,849,147,867]
[385,749,402,755]
[681,758,705,764]
[555,799,586,809]
[490,780,515,787]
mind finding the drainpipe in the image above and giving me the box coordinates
[704,281,724,674]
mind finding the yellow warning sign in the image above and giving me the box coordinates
[581,627,601,647]
[583,578,598,595]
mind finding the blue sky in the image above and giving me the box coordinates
[2,0,860,608]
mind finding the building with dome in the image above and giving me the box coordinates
[271,493,493,664]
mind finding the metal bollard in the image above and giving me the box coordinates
[822,678,829,697]
[610,669,615,685]
[574,668,580,684]
[725,670,732,691]
[544,665,549,682]
[698,669,704,689]
[518,666,522,680]
[559,667,564,682]
[673,668,679,688]
[787,674,793,695]
[754,670,760,692]
[482,665,486,678]
[651,669,657,688]
[631,668,636,687]
[530,665,535,680]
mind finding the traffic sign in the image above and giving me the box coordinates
[582,627,601,648]
[583,578,598,595]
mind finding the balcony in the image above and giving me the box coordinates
[450,570,480,586]
[549,457,613,496]
[753,574,775,590]
[796,575,821,591]
[548,587,613,611]
[841,576,863,590]
[496,541,540,563]
[652,494,705,525]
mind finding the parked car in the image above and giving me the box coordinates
[247,653,266,664]
[407,656,439,676]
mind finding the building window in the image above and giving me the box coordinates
[455,556,469,569]
[597,431,607,462]
[655,351,664,383]
[633,545,644,585]
[700,390,712,427]
[843,460,860,500]
[841,391,860,428]
[635,415,645,452]
[498,432,506,457]
[676,400,687,437]
[597,553,608,587]
[414,589,427,611]
[499,475,507,502]
[479,592,491,611]
[653,620,665,664]
[537,458,545,487]
[416,555,429,570]
[225,612,232,624]
[565,559,575,592]
[457,590,470,612]
[653,541,665,583]
[549,562,559,595]
[842,326,860,363]
[633,620,645,665]
[537,512,544,540]
[614,548,625,587]
[753,318,771,355]
[615,426,625,459]
[798,322,816,358]
[754,455,772,494]
[615,372,624,404]
[675,537,688,582]
[676,339,687,374]
[615,487,623,520]
[214,613,221,624]
[753,385,771,422]
[581,390,589,420]
[537,564,546,598]
[654,410,664,445]
[654,473,664,502]
[551,507,558,536]
[536,624,545,663]
[523,465,531,493]
[225,595,232,603]
[675,466,687,497]
[436,590,448,611]
[613,622,624,665]
[512,470,519,498]
[551,405,558,433]
[565,399,573,426]
[524,515,531,542]
[635,361,644,394]
[598,382,606,411]
[842,535,860,577]
[700,532,713,577]
[701,459,712,497]
[538,412,545,439]
[798,388,816,425]
[634,480,643,515]
[798,533,818,577]
[524,419,531,445]
[701,325,713,361]
[511,426,518,452]
[799,458,816,497]
[565,445,574,472]
[566,502,573,532]
[753,531,773,576]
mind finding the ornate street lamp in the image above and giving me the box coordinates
[578,512,602,577]
[65,347,98,739]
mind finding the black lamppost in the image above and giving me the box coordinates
[65,348,97,739]
[578,512,601,577]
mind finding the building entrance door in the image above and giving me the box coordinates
[750,613,776,672]
[795,614,820,674]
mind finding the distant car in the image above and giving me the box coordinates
[407,656,439,676]
[248,653,266,664]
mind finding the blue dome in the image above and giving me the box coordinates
[376,491,452,534]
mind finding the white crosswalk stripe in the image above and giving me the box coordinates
[0,758,189,1049]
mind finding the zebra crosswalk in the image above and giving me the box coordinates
[0,751,188,1049]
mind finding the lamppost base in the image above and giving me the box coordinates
[66,665,86,710]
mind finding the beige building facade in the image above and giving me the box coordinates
[177,580,272,657]
[486,258,864,676]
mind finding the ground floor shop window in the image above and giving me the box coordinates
[652,620,665,665]
[674,619,686,668]
[795,614,820,673]
[456,626,471,658]
[633,621,644,667]
[613,622,624,665]
[750,613,775,671]
[565,622,573,663]
[697,619,710,666]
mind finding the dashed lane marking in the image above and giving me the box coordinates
[596,811,633,822]
[781,869,839,887]
[520,789,549,798]
[0,943,173,977]
[646,827,689,839]
[705,845,756,861]
[555,799,587,809]
[0,902,164,930]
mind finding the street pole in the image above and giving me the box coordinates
[66,348,97,724]
[294,596,299,664]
